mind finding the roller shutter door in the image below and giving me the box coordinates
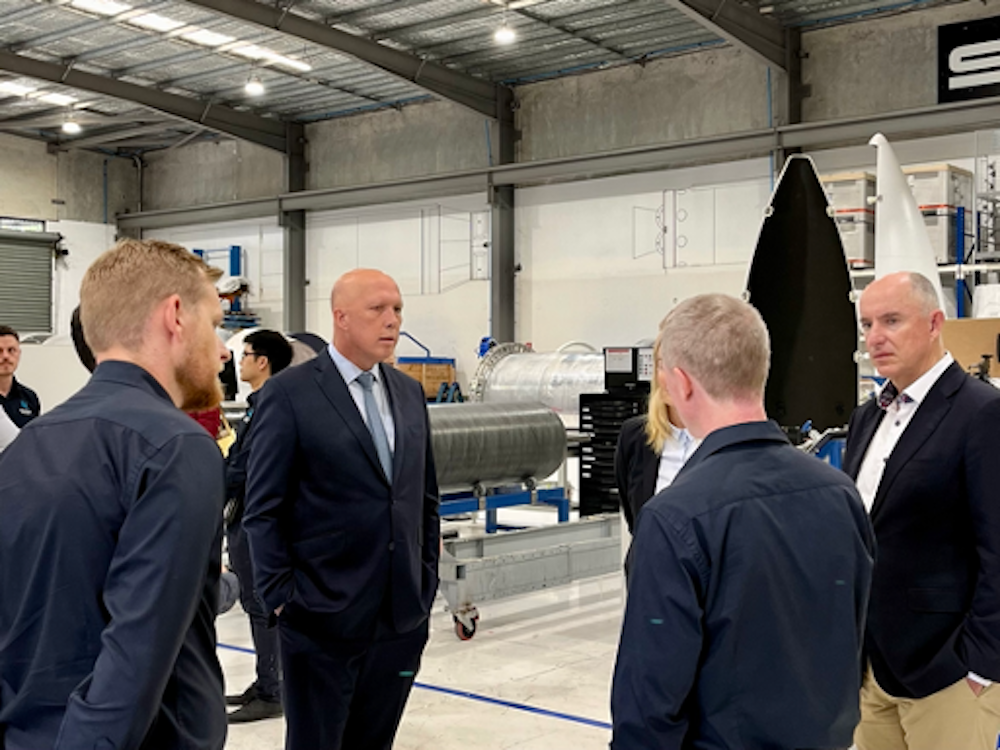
[0,229,57,333]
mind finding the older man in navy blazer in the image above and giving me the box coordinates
[845,271,1000,750]
[244,268,439,750]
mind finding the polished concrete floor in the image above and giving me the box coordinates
[220,510,624,750]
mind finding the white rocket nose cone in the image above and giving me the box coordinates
[869,132,950,316]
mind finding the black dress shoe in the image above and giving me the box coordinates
[227,697,283,723]
[225,683,258,706]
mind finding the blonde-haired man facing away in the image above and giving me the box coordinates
[0,239,230,750]
[611,293,875,750]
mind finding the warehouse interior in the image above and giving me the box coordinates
[3,0,1000,746]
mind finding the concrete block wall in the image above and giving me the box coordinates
[141,139,285,211]
[0,133,138,223]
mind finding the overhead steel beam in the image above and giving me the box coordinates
[57,122,185,149]
[0,51,288,151]
[0,109,168,127]
[118,197,280,230]
[179,0,505,120]
[118,94,1000,232]
[660,0,788,70]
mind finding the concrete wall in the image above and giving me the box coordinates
[803,0,1000,121]
[517,46,773,162]
[305,99,492,190]
[0,133,138,223]
[141,139,285,211]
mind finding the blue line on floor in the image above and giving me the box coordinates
[218,642,256,655]
[413,681,611,730]
[217,642,611,731]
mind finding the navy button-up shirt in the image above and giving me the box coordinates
[0,361,226,750]
[612,420,875,750]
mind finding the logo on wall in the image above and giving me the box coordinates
[939,16,1000,103]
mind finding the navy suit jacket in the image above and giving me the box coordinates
[844,362,1000,698]
[614,415,658,535]
[244,349,440,638]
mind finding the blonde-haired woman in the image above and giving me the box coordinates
[614,340,699,537]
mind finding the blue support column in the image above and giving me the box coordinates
[956,206,967,318]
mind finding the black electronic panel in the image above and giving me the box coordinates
[747,155,856,432]
[603,346,654,394]
[579,392,647,517]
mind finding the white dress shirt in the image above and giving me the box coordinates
[328,343,396,451]
[856,352,953,512]
[654,424,699,495]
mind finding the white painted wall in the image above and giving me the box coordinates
[16,340,91,414]
[151,219,284,331]
[305,195,491,386]
[48,220,117,338]
[517,158,773,351]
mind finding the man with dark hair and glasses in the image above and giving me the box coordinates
[224,329,294,723]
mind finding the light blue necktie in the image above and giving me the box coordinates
[356,371,392,483]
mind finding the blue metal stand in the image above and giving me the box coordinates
[439,487,570,533]
[956,206,967,318]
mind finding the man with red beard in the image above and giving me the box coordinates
[0,239,230,750]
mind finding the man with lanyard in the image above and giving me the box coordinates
[224,329,293,723]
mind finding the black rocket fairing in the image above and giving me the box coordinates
[746,155,857,432]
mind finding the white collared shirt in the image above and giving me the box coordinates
[654,424,699,495]
[856,353,953,512]
[328,343,396,451]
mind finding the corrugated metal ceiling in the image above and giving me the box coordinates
[0,0,954,152]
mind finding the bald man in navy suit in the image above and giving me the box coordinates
[244,269,439,750]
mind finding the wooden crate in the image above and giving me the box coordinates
[395,359,457,398]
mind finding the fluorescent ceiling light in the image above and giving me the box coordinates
[244,76,265,96]
[37,93,78,106]
[70,0,132,15]
[128,13,185,32]
[0,82,36,96]
[275,56,311,72]
[62,120,82,135]
[232,44,311,72]
[182,29,235,46]
[494,24,516,45]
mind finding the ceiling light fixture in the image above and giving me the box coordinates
[494,5,516,45]
[70,0,132,15]
[37,92,78,106]
[128,12,185,32]
[245,76,265,96]
[0,81,36,96]
[62,118,82,135]
[182,29,236,47]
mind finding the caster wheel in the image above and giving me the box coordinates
[453,614,479,641]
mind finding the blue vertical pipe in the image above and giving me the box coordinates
[103,159,109,225]
[229,245,242,313]
[956,206,966,318]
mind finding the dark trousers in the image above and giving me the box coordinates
[227,521,282,702]
[278,601,429,750]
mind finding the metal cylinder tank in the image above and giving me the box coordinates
[428,402,566,493]
[469,343,605,425]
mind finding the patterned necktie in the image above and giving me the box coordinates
[356,371,392,482]
[877,381,912,411]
